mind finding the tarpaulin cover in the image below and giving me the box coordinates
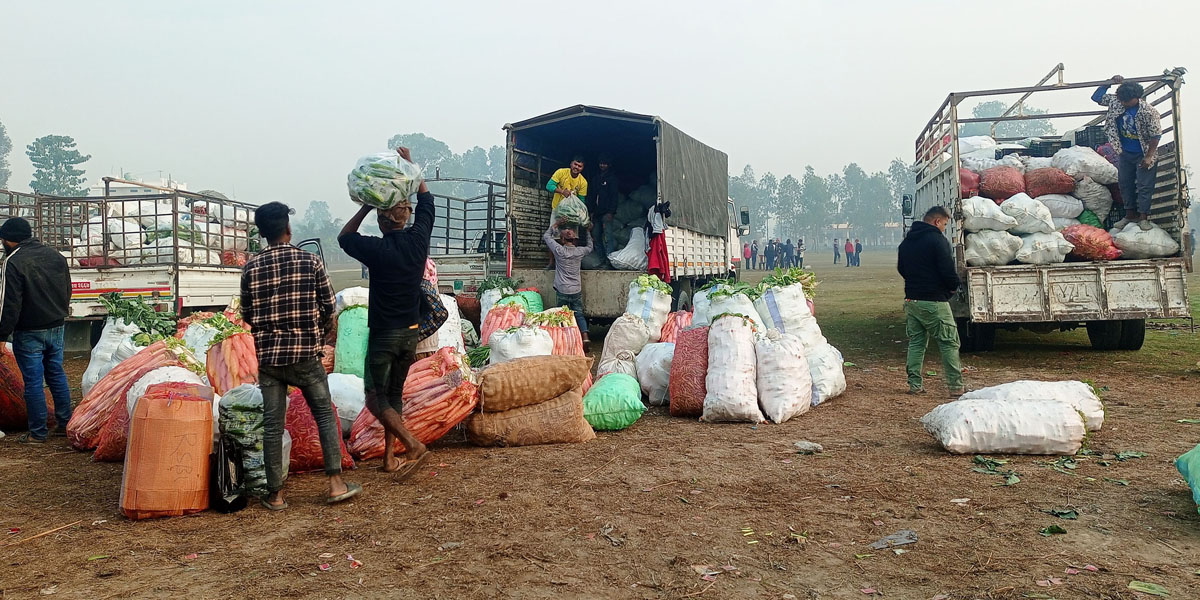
[657,119,729,237]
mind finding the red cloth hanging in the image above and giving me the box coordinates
[647,234,671,283]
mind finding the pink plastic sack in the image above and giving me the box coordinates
[959,168,980,199]
[1062,224,1121,261]
[980,166,1025,203]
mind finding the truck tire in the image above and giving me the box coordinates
[672,278,695,312]
[956,319,976,352]
[1086,321,1122,351]
[1118,319,1146,351]
[955,319,995,353]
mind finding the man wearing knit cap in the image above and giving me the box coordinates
[0,218,73,443]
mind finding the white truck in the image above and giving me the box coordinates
[430,105,749,317]
[0,178,320,349]
[907,68,1192,351]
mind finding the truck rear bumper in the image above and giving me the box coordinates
[966,259,1191,323]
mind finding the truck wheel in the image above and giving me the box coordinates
[1086,321,1122,351]
[672,279,695,312]
[1118,319,1146,351]
[956,319,977,353]
[972,323,996,352]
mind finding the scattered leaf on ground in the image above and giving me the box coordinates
[1039,525,1067,536]
[854,553,873,559]
[1104,477,1131,486]
[86,555,110,561]
[1127,580,1169,596]
[1115,451,1147,461]
[926,370,937,376]
[1043,508,1079,520]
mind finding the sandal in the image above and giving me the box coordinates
[260,498,289,511]
[16,433,46,444]
[326,482,363,505]
[391,452,431,482]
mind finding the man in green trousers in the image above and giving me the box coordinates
[897,206,965,397]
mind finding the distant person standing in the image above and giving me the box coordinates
[765,240,776,270]
[1093,75,1162,231]
[783,239,795,270]
[897,206,965,398]
[0,218,72,443]
[742,243,751,270]
[797,238,806,269]
[854,239,863,267]
[844,239,855,268]
[833,238,841,265]
[750,240,759,270]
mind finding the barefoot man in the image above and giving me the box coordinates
[339,147,434,475]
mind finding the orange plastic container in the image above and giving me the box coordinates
[120,394,213,520]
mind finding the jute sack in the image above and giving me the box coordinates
[477,355,592,412]
[467,386,595,447]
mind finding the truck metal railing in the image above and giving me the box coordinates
[0,180,259,269]
[424,177,507,259]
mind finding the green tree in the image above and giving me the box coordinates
[960,100,1056,139]
[0,119,11,189]
[796,166,832,242]
[27,135,90,196]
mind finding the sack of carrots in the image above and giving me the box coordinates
[526,308,592,392]
[347,347,479,461]
[285,387,356,472]
[658,311,693,344]
[67,339,204,451]
[479,303,525,347]
[207,331,259,395]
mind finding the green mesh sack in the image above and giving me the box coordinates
[1176,444,1200,515]
[1077,209,1103,228]
[516,291,543,314]
[583,373,645,431]
[334,306,369,378]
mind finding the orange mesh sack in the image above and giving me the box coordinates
[285,387,355,472]
[120,391,213,520]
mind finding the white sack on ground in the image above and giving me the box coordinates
[807,342,847,406]
[755,330,812,423]
[1016,232,1074,264]
[626,283,672,343]
[488,327,553,365]
[707,292,763,331]
[327,373,366,434]
[965,230,1022,266]
[962,196,1017,232]
[82,319,142,397]
[920,398,1087,455]
[417,294,464,354]
[125,366,206,416]
[960,380,1104,431]
[597,349,638,379]
[753,283,811,333]
[599,313,651,368]
[478,287,513,330]
[635,342,675,407]
[701,316,764,423]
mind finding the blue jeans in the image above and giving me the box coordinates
[556,290,588,334]
[13,326,72,439]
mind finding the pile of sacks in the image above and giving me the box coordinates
[959,140,1180,264]
[596,273,847,428]
[70,197,255,268]
[920,380,1104,455]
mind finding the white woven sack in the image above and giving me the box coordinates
[960,380,1103,431]
[488,327,553,365]
[755,330,812,423]
[807,342,847,406]
[964,230,1022,266]
[753,283,812,333]
[962,196,1017,232]
[1016,232,1073,264]
[701,315,764,423]
[1051,146,1118,185]
[1035,194,1084,219]
[1000,193,1054,235]
[920,398,1086,454]
[625,283,672,343]
[635,342,675,406]
[1112,222,1180,259]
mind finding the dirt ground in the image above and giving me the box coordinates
[2,253,1199,599]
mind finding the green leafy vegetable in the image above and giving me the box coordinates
[466,345,490,368]
[1114,451,1146,461]
[760,267,819,299]
[634,274,672,296]
[1042,508,1079,520]
[1127,581,1169,596]
[477,276,523,295]
[1038,525,1067,536]
[99,292,177,339]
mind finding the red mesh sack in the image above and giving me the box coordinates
[285,388,355,472]
[0,346,28,430]
[668,326,709,417]
[959,168,980,198]
[320,345,335,374]
[1024,168,1076,198]
[1062,224,1122,261]
[979,166,1025,203]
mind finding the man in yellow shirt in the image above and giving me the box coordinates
[547,156,588,210]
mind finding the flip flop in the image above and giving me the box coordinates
[391,452,431,482]
[326,482,363,505]
[260,498,288,511]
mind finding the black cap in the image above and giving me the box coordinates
[0,218,32,243]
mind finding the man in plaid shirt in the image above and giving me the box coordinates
[242,202,361,510]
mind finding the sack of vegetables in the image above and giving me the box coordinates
[347,152,424,210]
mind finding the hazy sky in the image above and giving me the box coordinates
[3,0,1197,219]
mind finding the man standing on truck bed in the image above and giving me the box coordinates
[897,206,965,398]
[242,203,362,509]
[548,156,588,211]
[0,217,72,443]
[339,147,435,476]
[544,218,594,348]
[1092,75,1162,231]
[590,154,619,260]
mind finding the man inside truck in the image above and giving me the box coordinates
[545,156,588,269]
[1092,75,1162,231]
[590,154,619,260]
[897,206,965,398]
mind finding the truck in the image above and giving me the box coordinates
[906,67,1192,351]
[428,105,749,318]
[0,178,319,349]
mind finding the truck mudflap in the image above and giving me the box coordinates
[966,259,1190,323]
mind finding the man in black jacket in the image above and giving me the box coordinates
[590,154,619,260]
[0,218,73,442]
[339,147,434,477]
[897,206,965,397]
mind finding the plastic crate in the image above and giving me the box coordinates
[1074,126,1108,149]
[1028,139,1073,158]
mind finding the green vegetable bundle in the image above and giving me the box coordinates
[525,307,576,327]
[707,281,762,301]
[477,275,523,295]
[761,267,819,300]
[100,292,177,340]
[467,345,491,368]
[347,152,424,210]
[634,274,672,296]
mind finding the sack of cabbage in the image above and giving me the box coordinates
[347,152,424,210]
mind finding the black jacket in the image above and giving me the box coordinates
[591,169,620,216]
[0,239,72,339]
[338,191,435,330]
[897,221,960,302]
